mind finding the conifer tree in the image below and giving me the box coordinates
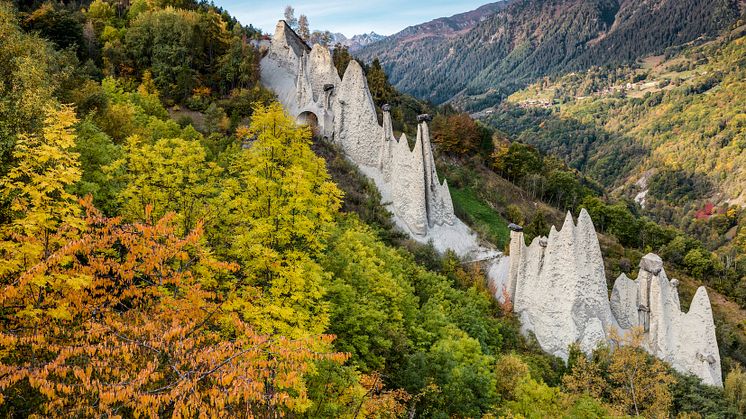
[332,43,352,78]
[366,58,394,106]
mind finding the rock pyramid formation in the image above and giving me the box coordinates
[261,20,485,257]
[506,211,722,387]
[259,20,722,388]
[510,210,613,360]
[610,255,722,387]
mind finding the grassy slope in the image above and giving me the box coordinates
[439,155,746,368]
[450,186,510,249]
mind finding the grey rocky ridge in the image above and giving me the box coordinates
[505,211,722,387]
[261,20,492,258]
[259,20,723,388]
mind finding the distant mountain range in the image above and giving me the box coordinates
[330,32,386,52]
[330,1,505,53]
[378,1,507,44]
[356,0,743,110]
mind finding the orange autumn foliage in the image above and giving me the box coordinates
[357,372,411,418]
[431,113,483,155]
[0,198,347,417]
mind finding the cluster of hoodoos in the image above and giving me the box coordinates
[259,20,722,387]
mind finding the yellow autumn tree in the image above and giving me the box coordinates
[725,365,746,415]
[562,344,608,400]
[355,373,411,418]
[0,105,83,279]
[220,102,343,338]
[0,103,348,416]
[0,200,347,417]
[115,135,223,234]
[494,354,531,399]
[608,328,675,418]
[563,327,675,418]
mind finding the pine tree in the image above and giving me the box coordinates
[366,58,394,106]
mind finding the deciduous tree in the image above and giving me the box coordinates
[298,14,310,40]
[563,328,675,417]
[725,365,746,414]
[0,199,347,416]
[114,135,223,235]
[431,113,482,155]
[283,5,297,30]
[220,102,342,338]
[0,105,82,275]
[322,218,416,372]
[0,4,59,176]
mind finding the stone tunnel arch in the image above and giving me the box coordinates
[296,111,319,136]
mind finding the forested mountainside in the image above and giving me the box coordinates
[480,22,746,312]
[492,23,746,194]
[366,0,505,44]
[1,0,746,416]
[355,1,506,94]
[357,0,743,110]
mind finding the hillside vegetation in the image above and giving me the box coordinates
[501,24,746,196]
[483,23,746,313]
[358,0,743,110]
[0,0,744,417]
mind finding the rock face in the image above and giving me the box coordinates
[510,210,613,361]
[261,20,486,257]
[507,213,723,387]
[261,21,339,139]
[260,21,722,388]
[631,260,722,387]
[610,274,638,329]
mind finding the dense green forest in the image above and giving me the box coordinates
[357,0,743,110]
[1,0,745,417]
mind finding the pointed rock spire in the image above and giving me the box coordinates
[378,104,396,178]
[263,19,464,243]
[271,20,310,65]
[309,44,341,105]
[391,130,427,236]
[507,227,526,301]
[417,118,456,227]
[335,60,382,166]
[672,287,722,387]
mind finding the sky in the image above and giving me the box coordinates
[215,1,493,37]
